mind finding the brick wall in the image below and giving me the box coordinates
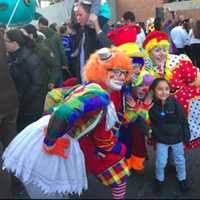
[116,0,164,22]
[175,9,200,20]
[116,0,200,23]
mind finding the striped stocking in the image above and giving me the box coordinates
[111,182,127,199]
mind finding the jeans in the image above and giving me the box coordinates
[155,142,186,182]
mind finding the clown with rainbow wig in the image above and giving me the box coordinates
[2,47,134,199]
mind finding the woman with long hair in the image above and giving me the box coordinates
[5,29,48,132]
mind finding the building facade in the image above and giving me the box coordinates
[116,0,200,22]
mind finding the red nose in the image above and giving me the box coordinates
[142,88,148,93]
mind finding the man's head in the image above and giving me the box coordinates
[21,24,38,40]
[122,11,135,24]
[178,14,185,25]
[38,17,49,29]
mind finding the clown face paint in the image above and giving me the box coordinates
[136,86,149,99]
[149,46,167,67]
[106,69,128,91]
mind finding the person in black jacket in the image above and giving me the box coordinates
[5,29,48,132]
[149,78,190,194]
[21,24,62,90]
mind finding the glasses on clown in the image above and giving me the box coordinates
[107,69,129,78]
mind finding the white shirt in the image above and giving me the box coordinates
[170,26,190,48]
[136,28,145,51]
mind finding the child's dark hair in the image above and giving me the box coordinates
[149,78,170,97]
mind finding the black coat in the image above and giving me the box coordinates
[149,97,190,144]
[73,25,112,82]
[8,46,48,115]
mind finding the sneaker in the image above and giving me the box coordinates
[179,180,190,193]
[154,179,164,194]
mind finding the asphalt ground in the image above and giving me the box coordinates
[0,143,200,199]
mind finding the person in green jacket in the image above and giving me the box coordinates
[38,17,70,87]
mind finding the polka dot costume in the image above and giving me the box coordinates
[188,98,200,141]
[170,55,200,149]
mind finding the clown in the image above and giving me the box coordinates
[108,24,153,174]
[142,30,200,149]
[118,44,154,174]
[2,47,132,199]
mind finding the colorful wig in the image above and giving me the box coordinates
[143,31,170,53]
[83,47,132,82]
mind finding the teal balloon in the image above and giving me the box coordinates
[0,0,36,26]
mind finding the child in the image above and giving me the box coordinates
[59,24,75,80]
[149,78,190,194]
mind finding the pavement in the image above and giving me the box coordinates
[0,144,200,199]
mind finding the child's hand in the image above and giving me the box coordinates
[126,96,137,110]
[144,95,153,106]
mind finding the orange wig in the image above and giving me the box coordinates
[83,47,132,82]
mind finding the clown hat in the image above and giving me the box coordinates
[143,31,169,52]
[118,43,144,68]
[118,43,143,58]
[108,23,140,46]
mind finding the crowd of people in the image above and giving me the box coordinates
[0,0,200,199]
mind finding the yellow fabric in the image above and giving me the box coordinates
[144,39,170,53]
[118,43,144,58]
[44,88,63,112]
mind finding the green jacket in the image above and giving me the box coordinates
[35,42,61,84]
[39,27,68,67]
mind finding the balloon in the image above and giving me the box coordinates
[0,0,36,26]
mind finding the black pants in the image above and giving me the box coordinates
[0,109,18,150]
[177,46,191,58]
[17,111,43,132]
[191,44,200,69]
[0,106,18,199]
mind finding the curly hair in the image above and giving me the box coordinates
[83,47,132,82]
